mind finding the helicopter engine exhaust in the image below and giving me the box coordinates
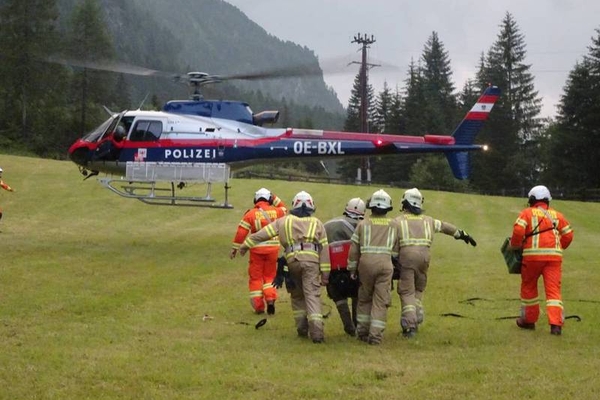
[252,110,280,126]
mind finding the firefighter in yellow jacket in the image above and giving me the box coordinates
[394,188,476,338]
[0,167,15,222]
[240,191,330,343]
[508,185,574,335]
[230,188,287,315]
[348,189,399,345]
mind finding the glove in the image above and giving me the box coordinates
[455,229,477,247]
[273,274,284,289]
[273,257,287,289]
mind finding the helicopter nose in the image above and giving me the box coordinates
[68,140,90,167]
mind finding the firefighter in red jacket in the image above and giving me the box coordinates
[508,185,574,335]
[0,167,15,221]
[230,188,287,315]
[324,197,366,336]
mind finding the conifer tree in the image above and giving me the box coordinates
[471,12,542,192]
[338,72,375,181]
[420,31,457,134]
[66,0,115,135]
[372,81,393,133]
[543,28,600,189]
[0,0,63,145]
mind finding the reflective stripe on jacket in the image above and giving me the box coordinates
[231,200,286,253]
[242,214,330,273]
[394,212,457,248]
[510,202,573,260]
[347,217,399,272]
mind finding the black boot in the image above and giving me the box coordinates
[336,301,356,336]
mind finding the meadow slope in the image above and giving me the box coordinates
[1,154,599,399]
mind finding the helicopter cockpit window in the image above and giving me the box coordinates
[130,120,163,142]
[82,117,115,143]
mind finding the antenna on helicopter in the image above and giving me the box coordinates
[137,93,150,110]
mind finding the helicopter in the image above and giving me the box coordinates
[65,60,501,208]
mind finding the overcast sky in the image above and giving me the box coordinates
[224,0,599,119]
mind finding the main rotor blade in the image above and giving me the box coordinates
[45,56,180,79]
[215,64,324,81]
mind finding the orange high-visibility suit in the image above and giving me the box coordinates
[0,179,15,221]
[510,201,574,328]
[231,198,286,313]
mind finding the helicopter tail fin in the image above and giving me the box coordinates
[446,85,501,179]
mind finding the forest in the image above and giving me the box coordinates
[1,0,599,199]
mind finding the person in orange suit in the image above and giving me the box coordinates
[509,185,574,335]
[230,188,287,314]
[0,167,15,221]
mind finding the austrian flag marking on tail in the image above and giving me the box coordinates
[465,87,501,121]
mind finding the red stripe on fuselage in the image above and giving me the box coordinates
[300,131,426,143]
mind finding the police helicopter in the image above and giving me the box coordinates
[64,58,501,208]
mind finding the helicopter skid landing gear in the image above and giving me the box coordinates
[98,178,233,208]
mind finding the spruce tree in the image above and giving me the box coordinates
[420,31,457,134]
[66,0,115,135]
[338,72,375,181]
[543,29,600,189]
[471,12,542,192]
[0,0,63,145]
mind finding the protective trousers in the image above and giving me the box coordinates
[326,270,358,335]
[520,259,563,326]
[398,248,430,330]
[287,260,324,341]
[356,264,393,344]
[248,251,278,313]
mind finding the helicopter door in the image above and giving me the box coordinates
[130,120,163,142]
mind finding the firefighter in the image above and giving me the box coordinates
[394,188,476,338]
[508,185,574,335]
[0,167,15,221]
[324,197,366,336]
[347,189,399,345]
[239,191,330,343]
[230,188,287,315]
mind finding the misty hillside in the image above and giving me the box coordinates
[56,0,344,115]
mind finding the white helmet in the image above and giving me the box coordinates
[0,167,3,174]
[528,185,552,202]
[254,187,272,204]
[367,189,393,212]
[402,188,423,209]
[344,197,366,219]
[292,191,315,211]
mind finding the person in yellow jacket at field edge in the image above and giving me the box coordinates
[239,191,330,343]
[508,185,574,336]
[0,167,15,221]
[230,188,287,315]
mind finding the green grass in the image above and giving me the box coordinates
[1,154,600,399]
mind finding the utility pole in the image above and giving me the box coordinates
[350,33,378,184]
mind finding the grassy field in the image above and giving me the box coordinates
[1,154,599,399]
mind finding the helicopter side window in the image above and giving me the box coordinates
[130,120,163,142]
